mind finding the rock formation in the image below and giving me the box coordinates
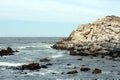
[0,47,18,56]
[52,15,120,57]
[19,63,41,70]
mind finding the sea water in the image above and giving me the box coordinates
[0,37,120,80]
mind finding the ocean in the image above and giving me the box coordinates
[0,37,120,80]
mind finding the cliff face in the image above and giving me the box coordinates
[52,15,120,57]
[70,15,120,42]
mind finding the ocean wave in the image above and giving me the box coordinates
[51,54,64,58]
[18,43,53,50]
[24,70,61,76]
[0,62,25,67]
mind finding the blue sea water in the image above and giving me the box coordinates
[0,37,120,80]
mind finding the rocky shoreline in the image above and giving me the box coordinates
[52,15,120,58]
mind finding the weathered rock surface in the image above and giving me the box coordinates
[52,15,120,57]
[0,47,18,56]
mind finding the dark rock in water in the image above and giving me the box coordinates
[67,70,78,74]
[61,72,64,74]
[20,63,41,70]
[117,72,120,75]
[77,58,83,60]
[46,63,53,66]
[80,67,91,72]
[0,47,18,56]
[67,63,71,66]
[41,65,48,68]
[51,72,56,74]
[40,58,51,62]
[92,68,102,74]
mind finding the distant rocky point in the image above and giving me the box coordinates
[52,15,120,57]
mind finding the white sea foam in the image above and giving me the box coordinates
[25,70,60,76]
[18,43,52,50]
[51,54,64,58]
[0,62,25,67]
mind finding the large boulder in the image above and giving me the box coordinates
[52,15,120,57]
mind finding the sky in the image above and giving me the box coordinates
[0,0,120,37]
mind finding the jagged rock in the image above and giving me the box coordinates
[0,47,18,56]
[52,15,120,57]
[20,63,41,70]
[67,70,78,74]
[92,68,102,74]
[80,67,91,72]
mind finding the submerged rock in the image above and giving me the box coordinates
[52,15,120,57]
[67,70,78,74]
[40,58,51,62]
[41,65,48,68]
[80,67,91,72]
[0,47,18,56]
[92,68,102,74]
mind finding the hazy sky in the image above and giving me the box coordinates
[0,0,120,37]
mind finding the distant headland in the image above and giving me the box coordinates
[52,15,120,57]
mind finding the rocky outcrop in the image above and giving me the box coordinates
[19,63,41,70]
[0,47,18,56]
[52,15,120,57]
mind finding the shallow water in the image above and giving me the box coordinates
[0,37,120,80]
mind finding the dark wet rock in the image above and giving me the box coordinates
[118,72,120,75]
[77,58,83,60]
[51,72,56,74]
[0,47,18,56]
[46,63,53,66]
[41,65,48,68]
[67,63,71,66]
[61,72,64,74]
[112,65,117,67]
[101,55,105,58]
[20,63,41,70]
[80,67,91,72]
[73,67,77,69]
[67,70,78,74]
[92,68,102,74]
[40,58,51,62]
